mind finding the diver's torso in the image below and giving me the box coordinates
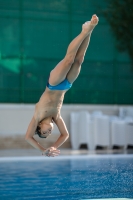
[35,87,67,121]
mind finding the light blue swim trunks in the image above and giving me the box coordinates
[47,78,72,90]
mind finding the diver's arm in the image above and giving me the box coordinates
[25,116,60,157]
[52,116,69,148]
[25,116,46,152]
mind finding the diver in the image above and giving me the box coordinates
[25,15,99,157]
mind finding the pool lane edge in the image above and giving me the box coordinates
[0,154,133,162]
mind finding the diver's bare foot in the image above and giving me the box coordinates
[82,14,99,35]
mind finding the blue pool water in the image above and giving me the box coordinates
[0,155,133,200]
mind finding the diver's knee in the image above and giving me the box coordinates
[64,54,75,66]
[74,55,84,65]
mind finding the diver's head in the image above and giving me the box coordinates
[35,117,54,138]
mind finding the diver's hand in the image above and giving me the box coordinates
[42,147,60,157]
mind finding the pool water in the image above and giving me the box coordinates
[0,155,133,200]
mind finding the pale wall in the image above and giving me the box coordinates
[0,103,121,136]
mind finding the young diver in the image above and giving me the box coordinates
[25,14,99,157]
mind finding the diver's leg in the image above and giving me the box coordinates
[67,15,98,83]
[49,18,94,85]
[66,33,91,83]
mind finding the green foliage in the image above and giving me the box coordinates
[102,0,133,62]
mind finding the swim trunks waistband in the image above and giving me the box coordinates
[47,78,72,91]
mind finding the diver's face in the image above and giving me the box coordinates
[39,122,54,138]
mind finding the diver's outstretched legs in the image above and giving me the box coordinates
[49,14,98,86]
[67,15,99,83]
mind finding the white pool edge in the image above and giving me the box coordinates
[0,154,133,162]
